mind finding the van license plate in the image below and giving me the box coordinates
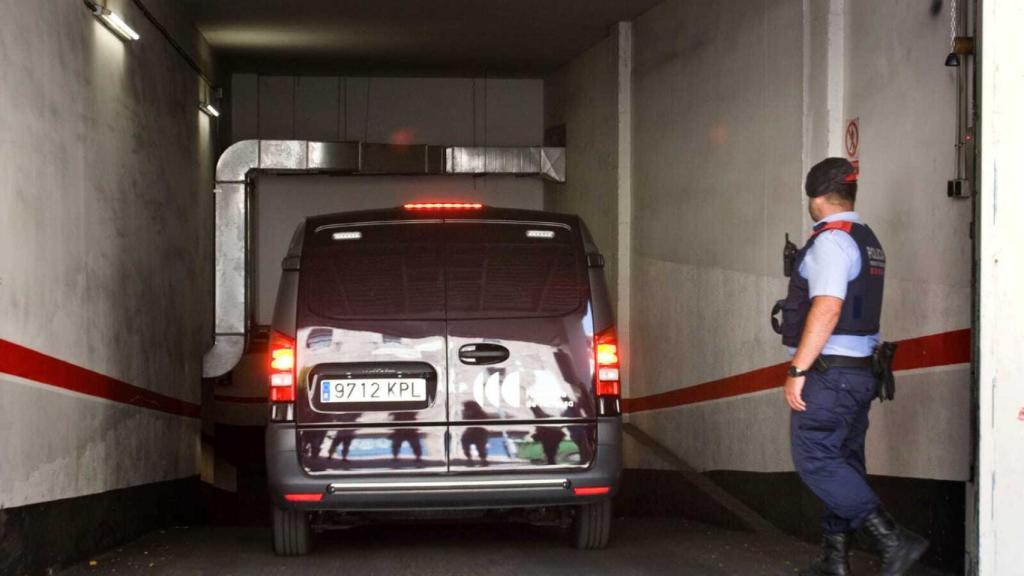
[320,378,427,404]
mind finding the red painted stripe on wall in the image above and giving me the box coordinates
[891,328,971,371]
[622,329,971,414]
[0,338,201,419]
[1,328,969,419]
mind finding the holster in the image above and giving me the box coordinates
[871,342,898,401]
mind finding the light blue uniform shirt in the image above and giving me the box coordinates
[788,211,880,358]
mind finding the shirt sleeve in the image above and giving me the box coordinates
[800,231,860,300]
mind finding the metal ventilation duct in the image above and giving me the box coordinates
[446,147,565,181]
[202,140,567,378]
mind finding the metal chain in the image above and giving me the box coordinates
[950,0,958,47]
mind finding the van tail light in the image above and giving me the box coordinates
[595,327,621,398]
[269,331,296,403]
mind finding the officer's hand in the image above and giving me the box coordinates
[785,376,807,412]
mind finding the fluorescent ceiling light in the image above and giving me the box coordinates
[88,3,140,41]
[199,102,220,117]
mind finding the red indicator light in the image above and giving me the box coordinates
[284,493,323,502]
[404,202,483,210]
[573,486,611,497]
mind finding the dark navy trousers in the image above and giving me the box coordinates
[790,366,881,534]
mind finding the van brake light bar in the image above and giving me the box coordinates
[403,202,483,210]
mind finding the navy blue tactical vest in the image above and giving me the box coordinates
[772,220,886,348]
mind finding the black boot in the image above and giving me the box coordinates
[800,532,853,576]
[859,509,928,576]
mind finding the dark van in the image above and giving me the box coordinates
[266,203,622,555]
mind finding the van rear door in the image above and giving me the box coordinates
[444,220,597,472]
[294,220,448,476]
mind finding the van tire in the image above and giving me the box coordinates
[571,499,612,550]
[272,505,312,556]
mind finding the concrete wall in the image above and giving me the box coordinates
[543,34,620,303]
[230,74,543,145]
[547,0,970,565]
[625,0,807,470]
[840,0,971,479]
[613,0,969,481]
[977,1,1024,572]
[0,0,214,512]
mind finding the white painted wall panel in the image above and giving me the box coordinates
[977,1,1024,570]
[294,76,341,142]
[0,0,213,506]
[0,375,199,509]
[357,77,475,144]
[629,0,805,394]
[628,364,970,481]
[343,77,370,142]
[543,35,620,303]
[231,74,259,141]
[234,75,544,147]
[845,0,970,294]
[257,76,295,140]
[479,79,544,146]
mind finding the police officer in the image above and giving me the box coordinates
[776,158,927,576]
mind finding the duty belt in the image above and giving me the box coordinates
[812,355,873,372]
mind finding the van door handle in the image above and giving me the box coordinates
[458,344,510,365]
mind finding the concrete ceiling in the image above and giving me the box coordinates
[188,0,663,77]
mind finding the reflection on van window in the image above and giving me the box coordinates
[446,223,584,319]
[302,224,445,320]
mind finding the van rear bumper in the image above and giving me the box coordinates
[266,418,622,511]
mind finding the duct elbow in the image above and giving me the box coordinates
[203,334,245,378]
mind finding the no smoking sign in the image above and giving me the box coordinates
[845,118,860,179]
[845,118,860,159]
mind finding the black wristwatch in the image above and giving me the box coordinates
[788,365,809,378]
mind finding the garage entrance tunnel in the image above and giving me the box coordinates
[2,1,1022,575]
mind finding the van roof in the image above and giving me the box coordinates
[305,205,581,229]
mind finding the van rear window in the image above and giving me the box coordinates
[301,223,446,320]
[300,220,585,321]
[445,222,585,319]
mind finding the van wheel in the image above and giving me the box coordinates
[272,506,312,556]
[571,499,612,550]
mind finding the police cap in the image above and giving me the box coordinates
[805,157,857,198]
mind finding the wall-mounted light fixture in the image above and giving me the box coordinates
[84,0,140,41]
[199,83,221,118]
[199,102,220,117]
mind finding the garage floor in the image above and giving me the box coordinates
[58,518,950,576]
